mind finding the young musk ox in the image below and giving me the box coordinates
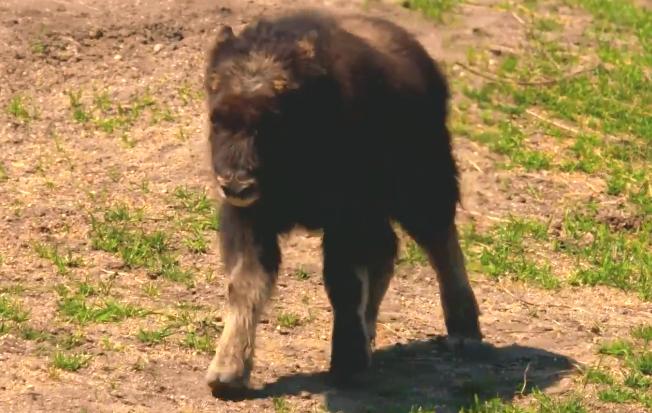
[204,9,482,397]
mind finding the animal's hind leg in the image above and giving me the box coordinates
[425,224,482,340]
[364,222,398,347]
[322,218,395,383]
[396,207,481,340]
[206,205,280,398]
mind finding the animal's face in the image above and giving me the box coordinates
[206,30,290,208]
[208,93,273,208]
[205,24,322,207]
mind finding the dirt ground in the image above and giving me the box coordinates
[1,0,651,412]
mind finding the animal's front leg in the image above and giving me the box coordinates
[206,205,280,398]
[322,227,372,384]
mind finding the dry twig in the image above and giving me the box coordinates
[454,61,599,86]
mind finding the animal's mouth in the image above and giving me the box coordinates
[224,194,259,207]
[216,181,260,208]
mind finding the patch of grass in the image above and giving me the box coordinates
[56,331,86,349]
[33,242,83,275]
[632,325,652,344]
[294,267,311,281]
[183,230,209,254]
[464,218,559,289]
[90,212,194,284]
[19,326,52,342]
[136,327,173,345]
[57,291,147,324]
[584,367,614,385]
[599,340,634,358]
[598,386,636,404]
[468,122,552,171]
[624,372,651,389]
[182,331,214,354]
[559,210,652,300]
[0,284,25,295]
[592,328,652,410]
[0,297,29,323]
[173,186,213,214]
[273,397,292,413]
[399,240,428,266]
[455,0,652,224]
[67,90,91,123]
[142,282,160,298]
[31,39,47,54]
[277,312,301,329]
[104,203,143,223]
[633,352,652,376]
[68,89,171,137]
[460,391,587,412]
[52,351,91,372]
[403,0,460,21]
[7,95,34,122]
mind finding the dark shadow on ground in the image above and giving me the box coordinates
[241,336,577,413]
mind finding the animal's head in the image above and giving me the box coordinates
[204,23,321,208]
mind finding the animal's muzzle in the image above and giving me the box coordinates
[217,177,259,207]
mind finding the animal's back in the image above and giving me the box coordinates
[223,10,457,227]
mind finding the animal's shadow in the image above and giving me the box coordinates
[245,337,576,412]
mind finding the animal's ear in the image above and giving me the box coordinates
[216,25,235,45]
[208,25,235,58]
[206,26,235,92]
[295,30,318,59]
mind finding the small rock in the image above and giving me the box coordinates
[153,44,163,53]
[113,54,122,60]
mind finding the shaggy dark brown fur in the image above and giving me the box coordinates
[203,9,482,398]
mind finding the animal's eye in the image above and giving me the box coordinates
[210,110,221,125]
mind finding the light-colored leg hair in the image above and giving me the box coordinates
[206,254,276,391]
[425,224,481,340]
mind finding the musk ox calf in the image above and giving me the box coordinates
[203,9,482,396]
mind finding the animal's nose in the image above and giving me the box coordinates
[220,179,257,199]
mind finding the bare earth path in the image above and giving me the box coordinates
[1,1,651,412]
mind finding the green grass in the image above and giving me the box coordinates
[273,397,292,413]
[136,327,173,345]
[584,367,614,385]
[52,351,91,372]
[559,210,652,300]
[57,290,147,324]
[0,296,29,323]
[463,218,559,289]
[183,230,209,253]
[89,209,195,284]
[172,186,220,232]
[454,0,652,220]
[459,392,587,412]
[460,205,651,299]
[19,326,53,342]
[587,327,652,410]
[599,340,634,358]
[182,331,214,353]
[464,122,551,171]
[632,325,652,344]
[277,312,302,329]
[66,88,174,139]
[7,95,34,122]
[399,240,429,266]
[294,267,311,281]
[33,242,83,275]
[403,0,460,21]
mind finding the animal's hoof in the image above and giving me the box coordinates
[205,360,251,399]
[329,345,371,386]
